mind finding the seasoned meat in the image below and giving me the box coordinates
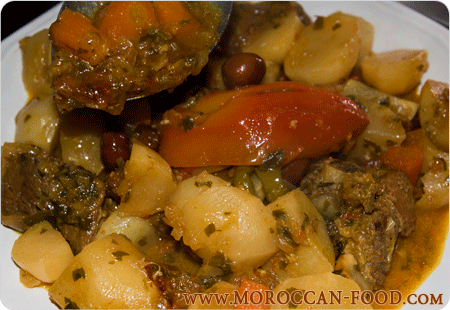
[300,157,416,290]
[1,142,106,254]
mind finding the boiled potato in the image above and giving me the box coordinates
[165,171,279,270]
[94,210,159,253]
[351,14,374,64]
[49,234,165,309]
[117,141,177,218]
[11,221,74,284]
[284,12,361,85]
[341,80,408,162]
[419,80,449,151]
[361,49,429,95]
[188,281,238,309]
[267,189,335,278]
[272,272,372,309]
[19,29,52,98]
[243,9,302,64]
[15,93,60,153]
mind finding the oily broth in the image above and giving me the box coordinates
[374,207,449,309]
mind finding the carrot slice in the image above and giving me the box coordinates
[237,279,271,310]
[153,1,201,37]
[380,144,424,185]
[97,1,157,42]
[49,9,110,66]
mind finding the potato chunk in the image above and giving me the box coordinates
[272,272,372,309]
[267,189,335,278]
[165,171,278,270]
[49,234,165,309]
[284,12,361,85]
[243,9,302,64]
[94,210,159,253]
[361,49,429,95]
[11,221,74,284]
[117,141,177,217]
[15,94,60,153]
[19,29,52,98]
[419,80,449,151]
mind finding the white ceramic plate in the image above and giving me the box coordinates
[1,2,449,310]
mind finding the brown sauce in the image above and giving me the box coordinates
[374,206,449,309]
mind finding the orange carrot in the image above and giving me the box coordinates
[237,279,271,310]
[49,9,110,66]
[153,1,201,37]
[380,144,424,185]
[97,1,157,42]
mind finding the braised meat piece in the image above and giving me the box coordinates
[300,157,415,290]
[1,142,106,254]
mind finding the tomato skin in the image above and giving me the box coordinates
[159,82,369,167]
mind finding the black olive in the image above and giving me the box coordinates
[101,132,130,170]
[222,53,266,89]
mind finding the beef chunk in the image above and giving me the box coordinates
[300,157,415,290]
[1,142,106,254]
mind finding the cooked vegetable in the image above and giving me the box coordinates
[361,49,429,95]
[242,9,302,65]
[11,221,74,284]
[418,79,449,151]
[272,272,372,309]
[15,93,60,153]
[49,9,111,66]
[380,145,424,185]
[117,141,177,218]
[59,114,105,175]
[49,234,165,309]
[19,29,52,97]
[341,80,409,162]
[96,1,157,42]
[159,82,369,167]
[153,1,201,37]
[284,12,361,85]
[94,210,158,253]
[342,79,420,122]
[165,171,279,270]
[405,130,449,210]
[416,157,449,210]
[222,53,266,89]
[267,189,335,278]
[351,14,374,64]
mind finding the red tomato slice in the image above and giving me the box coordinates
[158,82,369,167]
